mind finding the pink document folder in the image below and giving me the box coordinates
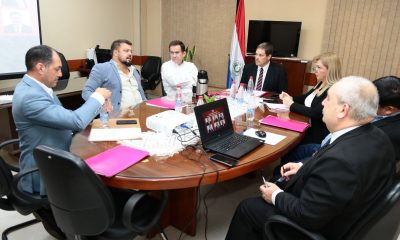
[259,115,309,132]
[85,145,149,177]
[146,98,175,109]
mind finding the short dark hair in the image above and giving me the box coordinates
[25,45,54,71]
[373,75,400,109]
[110,39,132,53]
[168,40,185,52]
[257,42,274,56]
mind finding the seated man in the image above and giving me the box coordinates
[272,75,400,179]
[82,39,146,113]
[240,42,287,93]
[161,40,198,102]
[225,76,396,240]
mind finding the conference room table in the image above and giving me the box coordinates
[70,100,308,236]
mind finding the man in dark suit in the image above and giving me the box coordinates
[225,76,396,240]
[240,42,287,93]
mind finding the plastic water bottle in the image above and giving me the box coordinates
[175,84,183,112]
[100,104,109,128]
[247,76,254,96]
[237,83,245,104]
[230,82,236,99]
[246,95,255,128]
[196,95,204,106]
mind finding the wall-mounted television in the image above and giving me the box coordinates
[246,20,302,57]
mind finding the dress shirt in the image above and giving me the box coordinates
[117,64,143,111]
[255,62,270,91]
[161,60,198,101]
[304,91,316,107]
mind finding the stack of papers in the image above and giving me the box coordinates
[265,103,289,112]
[0,95,13,104]
[88,118,142,141]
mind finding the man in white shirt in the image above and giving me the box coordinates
[161,40,198,102]
[225,76,396,240]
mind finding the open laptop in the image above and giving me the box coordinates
[194,98,264,159]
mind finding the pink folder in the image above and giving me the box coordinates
[259,115,309,132]
[146,98,175,109]
[85,145,149,177]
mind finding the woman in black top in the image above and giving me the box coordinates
[273,52,342,177]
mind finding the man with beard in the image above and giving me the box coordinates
[82,39,146,113]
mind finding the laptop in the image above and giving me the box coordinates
[194,98,264,159]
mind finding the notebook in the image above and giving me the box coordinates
[85,145,149,177]
[194,98,264,159]
[146,98,175,109]
[259,115,309,132]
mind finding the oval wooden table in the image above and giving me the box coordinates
[70,101,308,236]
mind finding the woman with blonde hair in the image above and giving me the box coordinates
[273,52,342,178]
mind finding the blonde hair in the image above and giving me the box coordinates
[313,52,342,96]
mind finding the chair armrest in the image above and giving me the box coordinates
[121,190,169,234]
[12,168,48,206]
[265,215,326,240]
[0,139,20,172]
[147,73,160,82]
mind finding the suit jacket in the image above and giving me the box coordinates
[12,75,102,194]
[240,62,288,93]
[373,113,400,160]
[290,88,329,144]
[275,124,395,240]
[82,60,146,112]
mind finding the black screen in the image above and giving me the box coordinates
[247,20,301,57]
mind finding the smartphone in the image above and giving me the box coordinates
[209,154,238,167]
[116,119,137,125]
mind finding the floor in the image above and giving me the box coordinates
[1,163,399,240]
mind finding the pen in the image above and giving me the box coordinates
[262,176,269,187]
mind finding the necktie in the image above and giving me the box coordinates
[256,67,263,91]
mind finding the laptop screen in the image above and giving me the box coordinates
[194,98,234,144]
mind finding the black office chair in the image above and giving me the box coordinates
[33,145,169,239]
[52,51,70,91]
[0,139,48,240]
[140,56,163,94]
[264,180,400,240]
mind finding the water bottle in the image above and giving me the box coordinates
[229,82,236,99]
[99,104,109,128]
[246,95,255,128]
[196,95,204,106]
[247,76,254,95]
[175,84,183,112]
[237,83,245,104]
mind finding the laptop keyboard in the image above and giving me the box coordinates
[210,134,249,153]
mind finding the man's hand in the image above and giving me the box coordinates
[260,182,281,204]
[281,162,302,181]
[95,88,111,100]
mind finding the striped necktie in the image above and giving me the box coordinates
[256,67,263,91]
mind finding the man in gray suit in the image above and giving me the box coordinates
[82,39,146,113]
[12,45,111,195]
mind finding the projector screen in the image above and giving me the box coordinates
[0,0,41,80]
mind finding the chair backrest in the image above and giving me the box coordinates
[343,179,400,240]
[33,145,115,236]
[141,56,162,91]
[52,51,70,91]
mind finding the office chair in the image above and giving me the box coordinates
[140,56,163,95]
[52,51,70,91]
[264,179,400,240]
[33,145,169,239]
[0,139,48,240]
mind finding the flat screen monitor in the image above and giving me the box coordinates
[0,0,42,80]
[246,20,301,57]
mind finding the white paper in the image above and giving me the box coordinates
[0,95,13,104]
[265,102,289,112]
[89,128,142,141]
[243,128,286,145]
